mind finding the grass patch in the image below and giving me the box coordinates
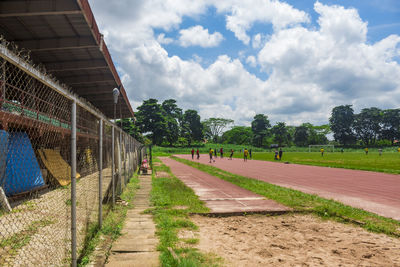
[77,173,140,266]
[0,219,54,258]
[233,151,400,174]
[149,157,222,266]
[183,238,199,245]
[172,156,400,238]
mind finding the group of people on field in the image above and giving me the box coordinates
[207,147,244,163]
[192,145,400,163]
[191,147,256,163]
[191,147,285,163]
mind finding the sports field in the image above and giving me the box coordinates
[233,152,400,174]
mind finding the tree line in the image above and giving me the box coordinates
[330,105,400,146]
[118,99,399,147]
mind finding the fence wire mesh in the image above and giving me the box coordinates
[0,41,145,266]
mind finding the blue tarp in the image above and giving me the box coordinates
[0,131,8,186]
[0,131,44,196]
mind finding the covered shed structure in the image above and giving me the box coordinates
[0,0,134,119]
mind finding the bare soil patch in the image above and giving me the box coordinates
[192,213,400,266]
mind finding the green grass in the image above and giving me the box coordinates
[172,156,400,238]
[148,157,222,267]
[77,173,140,266]
[234,151,400,174]
[0,219,54,260]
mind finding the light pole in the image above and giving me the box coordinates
[112,88,119,207]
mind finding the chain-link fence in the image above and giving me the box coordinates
[0,38,145,266]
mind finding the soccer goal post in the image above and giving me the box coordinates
[308,145,334,152]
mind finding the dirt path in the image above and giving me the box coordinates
[176,155,400,220]
[190,213,400,266]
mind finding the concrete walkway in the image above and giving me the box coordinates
[160,157,290,215]
[106,174,159,267]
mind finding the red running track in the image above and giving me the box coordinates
[159,157,290,214]
[175,154,400,220]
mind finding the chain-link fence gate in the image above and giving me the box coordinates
[0,37,145,266]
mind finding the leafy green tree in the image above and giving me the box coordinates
[329,105,356,145]
[302,123,328,145]
[285,126,295,146]
[353,107,382,146]
[251,114,271,147]
[162,99,182,119]
[135,99,167,145]
[294,125,309,146]
[182,109,203,146]
[381,109,400,145]
[271,122,290,147]
[116,118,143,142]
[161,99,182,146]
[221,126,252,145]
[203,118,234,142]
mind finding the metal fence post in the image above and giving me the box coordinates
[149,145,153,169]
[119,130,122,193]
[124,134,127,184]
[98,119,103,228]
[111,125,115,207]
[71,100,77,267]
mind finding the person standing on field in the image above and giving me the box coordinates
[220,147,224,158]
[279,148,283,161]
[320,147,324,157]
[214,148,217,158]
[365,147,368,155]
[196,148,200,159]
[229,149,234,160]
[209,148,215,163]
[244,148,249,162]
[249,149,252,159]
[191,148,195,160]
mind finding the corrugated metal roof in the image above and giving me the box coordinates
[0,0,134,119]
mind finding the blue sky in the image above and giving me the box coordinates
[89,0,400,126]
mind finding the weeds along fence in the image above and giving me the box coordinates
[0,39,146,266]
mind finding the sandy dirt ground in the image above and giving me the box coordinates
[188,213,400,267]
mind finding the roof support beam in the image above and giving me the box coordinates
[0,0,81,17]
[45,59,108,72]
[80,94,114,101]
[61,73,115,85]
[73,86,113,94]
[15,37,97,51]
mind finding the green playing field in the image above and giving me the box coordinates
[233,152,400,174]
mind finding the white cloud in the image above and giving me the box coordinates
[192,54,203,64]
[315,1,367,44]
[213,0,310,44]
[157,33,173,45]
[257,2,400,119]
[178,25,224,47]
[252,33,262,49]
[246,55,257,67]
[88,0,400,126]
